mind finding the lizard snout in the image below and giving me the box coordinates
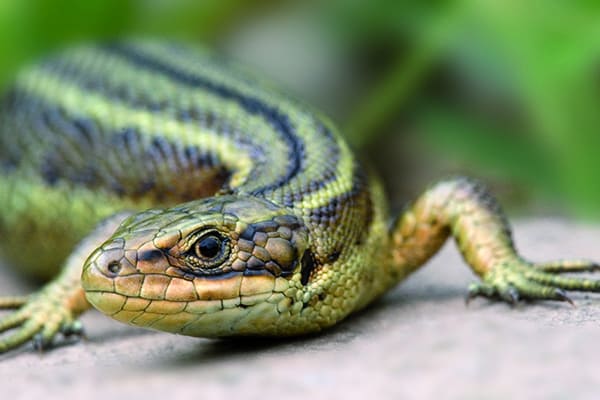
[82,239,138,293]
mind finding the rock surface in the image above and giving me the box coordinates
[1,219,600,399]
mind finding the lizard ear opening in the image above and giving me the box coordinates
[300,249,316,285]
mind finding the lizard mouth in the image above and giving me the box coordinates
[83,270,298,337]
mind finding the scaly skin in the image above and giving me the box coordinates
[0,39,599,352]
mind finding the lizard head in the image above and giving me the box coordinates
[81,195,312,337]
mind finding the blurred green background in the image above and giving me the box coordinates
[2,0,600,217]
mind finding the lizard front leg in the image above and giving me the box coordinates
[0,212,130,353]
[390,177,600,304]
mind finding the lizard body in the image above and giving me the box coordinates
[0,40,598,351]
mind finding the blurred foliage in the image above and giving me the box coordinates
[0,0,263,89]
[2,0,600,217]
[324,0,600,217]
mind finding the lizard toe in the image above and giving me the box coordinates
[471,259,600,307]
[0,296,29,310]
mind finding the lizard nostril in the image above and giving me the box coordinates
[107,261,122,276]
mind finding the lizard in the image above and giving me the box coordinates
[0,39,599,353]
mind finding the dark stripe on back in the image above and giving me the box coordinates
[151,42,344,200]
[307,162,371,230]
[0,90,23,171]
[6,89,232,201]
[297,164,373,285]
[40,43,343,204]
[100,42,306,194]
[40,57,267,169]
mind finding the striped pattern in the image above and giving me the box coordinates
[0,39,378,284]
[5,40,355,209]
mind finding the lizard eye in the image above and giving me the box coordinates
[190,230,230,268]
[195,233,222,259]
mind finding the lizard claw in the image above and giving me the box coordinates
[502,285,520,306]
[466,282,521,306]
[32,333,51,353]
[465,282,500,305]
[60,319,86,340]
[554,289,575,307]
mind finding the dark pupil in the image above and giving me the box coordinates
[198,236,221,258]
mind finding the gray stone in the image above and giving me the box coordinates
[1,219,599,399]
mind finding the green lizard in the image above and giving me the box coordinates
[0,39,598,352]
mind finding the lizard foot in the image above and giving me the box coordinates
[0,285,86,353]
[466,259,600,306]
[0,213,124,353]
